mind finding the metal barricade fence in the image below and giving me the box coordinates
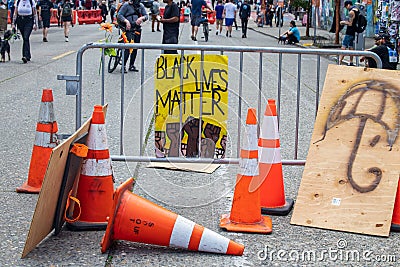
[58,43,382,166]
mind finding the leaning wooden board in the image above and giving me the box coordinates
[290,65,400,237]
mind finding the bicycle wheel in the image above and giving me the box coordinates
[108,49,121,73]
[204,24,209,42]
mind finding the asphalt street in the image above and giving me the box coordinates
[0,14,399,267]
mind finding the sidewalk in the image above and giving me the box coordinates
[247,14,376,51]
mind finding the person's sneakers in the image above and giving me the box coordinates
[152,29,155,32]
[22,57,28,63]
[226,31,228,37]
[120,67,127,73]
[348,62,355,66]
[65,36,69,42]
[229,34,232,37]
[157,29,161,32]
[242,34,245,38]
[43,37,48,42]
[216,31,218,35]
[129,65,139,72]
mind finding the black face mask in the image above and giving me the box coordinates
[129,0,140,6]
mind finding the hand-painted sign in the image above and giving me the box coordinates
[154,54,229,159]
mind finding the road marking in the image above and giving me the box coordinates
[52,50,75,60]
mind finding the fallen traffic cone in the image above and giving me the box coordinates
[66,105,114,230]
[391,178,400,232]
[17,89,59,194]
[259,99,294,216]
[220,108,272,233]
[101,177,244,256]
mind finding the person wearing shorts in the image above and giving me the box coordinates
[38,0,52,42]
[214,0,223,35]
[223,0,236,37]
[190,0,212,41]
[339,0,357,66]
[61,0,73,42]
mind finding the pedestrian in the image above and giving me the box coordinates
[12,0,37,63]
[91,0,97,9]
[7,0,15,24]
[38,0,52,42]
[275,4,282,27]
[61,0,73,42]
[214,0,223,35]
[109,0,116,22]
[117,0,148,72]
[279,20,300,44]
[339,0,358,66]
[190,0,212,41]
[56,0,62,26]
[361,33,398,70]
[158,0,179,54]
[233,0,240,30]
[150,0,160,32]
[239,0,250,38]
[223,0,236,37]
[99,0,108,22]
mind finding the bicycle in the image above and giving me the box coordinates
[200,11,210,42]
[107,27,127,73]
[107,24,140,73]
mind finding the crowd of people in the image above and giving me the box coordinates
[4,0,398,70]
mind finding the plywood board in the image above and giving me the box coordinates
[290,65,400,237]
[22,105,108,258]
[147,162,220,174]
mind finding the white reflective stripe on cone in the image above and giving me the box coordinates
[34,132,58,148]
[38,102,56,123]
[260,116,279,140]
[243,124,258,151]
[81,158,112,176]
[169,215,195,249]
[198,228,229,254]
[238,158,259,176]
[86,124,109,150]
[259,147,281,164]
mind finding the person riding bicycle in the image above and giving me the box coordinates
[117,0,148,72]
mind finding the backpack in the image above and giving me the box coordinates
[352,8,367,33]
[62,2,72,16]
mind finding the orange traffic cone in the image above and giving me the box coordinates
[17,89,59,194]
[66,105,114,231]
[220,108,272,233]
[391,178,400,232]
[101,178,245,256]
[259,99,294,216]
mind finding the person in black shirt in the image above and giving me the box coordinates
[158,0,180,54]
[239,0,250,38]
[339,1,358,66]
[361,34,398,70]
[38,0,53,42]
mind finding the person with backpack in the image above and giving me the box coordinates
[11,0,38,63]
[117,0,148,72]
[239,0,250,38]
[61,0,73,42]
[339,0,359,66]
[150,0,160,32]
[38,0,53,42]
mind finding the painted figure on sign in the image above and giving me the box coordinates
[315,80,400,193]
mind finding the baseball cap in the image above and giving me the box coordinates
[344,1,353,6]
